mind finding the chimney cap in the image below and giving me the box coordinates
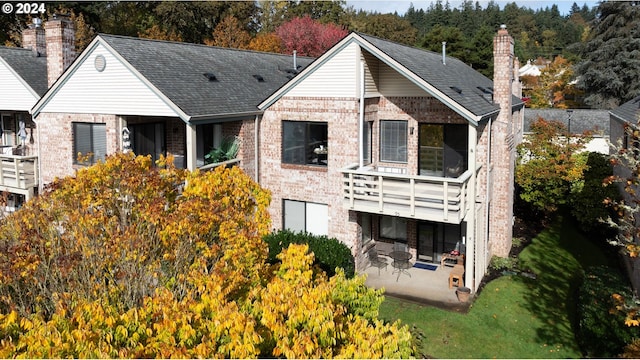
[31,18,42,28]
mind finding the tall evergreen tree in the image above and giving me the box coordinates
[575,1,640,109]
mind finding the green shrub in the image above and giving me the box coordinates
[488,255,518,273]
[576,265,640,358]
[264,229,355,278]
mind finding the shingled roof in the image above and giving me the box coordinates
[0,46,47,96]
[260,32,524,122]
[356,33,524,118]
[524,108,610,135]
[98,34,314,121]
[610,95,640,124]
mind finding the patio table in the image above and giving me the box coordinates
[389,250,412,281]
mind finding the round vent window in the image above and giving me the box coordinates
[94,54,106,72]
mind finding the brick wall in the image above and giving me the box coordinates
[22,24,45,56]
[260,95,474,268]
[37,113,120,186]
[45,15,75,88]
[489,26,517,257]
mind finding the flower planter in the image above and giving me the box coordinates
[456,286,471,302]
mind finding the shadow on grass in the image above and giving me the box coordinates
[517,214,614,355]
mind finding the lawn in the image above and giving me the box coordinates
[378,215,616,358]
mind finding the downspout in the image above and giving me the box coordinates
[485,117,492,272]
[359,59,365,168]
[255,114,260,184]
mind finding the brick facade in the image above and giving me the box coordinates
[45,15,75,88]
[489,26,518,257]
[260,95,480,266]
[37,113,120,185]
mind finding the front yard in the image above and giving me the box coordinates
[378,215,618,358]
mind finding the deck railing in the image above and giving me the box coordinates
[340,164,473,223]
[0,154,38,199]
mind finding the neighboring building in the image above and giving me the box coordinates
[524,108,610,154]
[31,31,312,185]
[610,95,640,294]
[0,15,72,205]
[257,27,524,292]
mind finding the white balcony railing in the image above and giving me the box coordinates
[0,154,38,199]
[340,164,473,224]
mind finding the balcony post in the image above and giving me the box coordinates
[378,175,383,212]
[410,178,415,216]
[443,181,449,221]
[349,172,355,208]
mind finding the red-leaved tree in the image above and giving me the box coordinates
[275,15,348,57]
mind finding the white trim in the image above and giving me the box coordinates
[259,33,483,126]
[31,35,190,122]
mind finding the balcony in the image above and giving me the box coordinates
[0,154,38,199]
[341,164,473,224]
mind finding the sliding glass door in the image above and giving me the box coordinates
[419,124,468,177]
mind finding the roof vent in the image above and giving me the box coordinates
[203,72,218,82]
[253,74,265,82]
[450,86,462,94]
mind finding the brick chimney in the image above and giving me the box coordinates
[22,18,45,56]
[489,25,516,257]
[45,14,75,87]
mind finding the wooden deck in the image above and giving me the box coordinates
[341,164,473,223]
[0,155,38,200]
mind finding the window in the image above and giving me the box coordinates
[362,213,373,247]
[419,124,468,177]
[379,216,407,241]
[1,114,15,146]
[282,121,328,166]
[196,123,223,167]
[73,122,106,165]
[380,120,407,163]
[363,121,372,165]
[283,199,328,236]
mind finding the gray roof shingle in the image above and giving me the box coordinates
[524,108,610,135]
[610,95,640,124]
[99,34,314,120]
[357,33,524,118]
[0,46,47,96]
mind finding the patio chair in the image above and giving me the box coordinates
[366,249,389,275]
[393,242,408,253]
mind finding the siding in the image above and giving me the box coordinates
[378,61,425,96]
[0,62,39,111]
[287,43,359,98]
[39,43,178,117]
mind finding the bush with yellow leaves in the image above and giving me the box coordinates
[0,153,413,358]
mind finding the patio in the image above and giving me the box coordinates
[361,260,472,312]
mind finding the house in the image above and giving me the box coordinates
[257,27,524,292]
[30,17,523,294]
[0,16,72,205]
[524,108,610,154]
[610,95,640,293]
[30,15,313,186]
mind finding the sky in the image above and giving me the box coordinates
[345,0,601,16]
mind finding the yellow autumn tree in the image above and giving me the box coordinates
[205,15,251,49]
[139,24,183,42]
[247,32,283,53]
[0,152,413,358]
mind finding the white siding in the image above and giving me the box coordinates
[362,51,380,96]
[39,43,178,117]
[378,61,426,96]
[287,42,359,98]
[0,62,39,111]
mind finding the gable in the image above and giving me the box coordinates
[35,42,180,119]
[0,59,40,111]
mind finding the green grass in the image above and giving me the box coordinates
[379,215,615,358]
